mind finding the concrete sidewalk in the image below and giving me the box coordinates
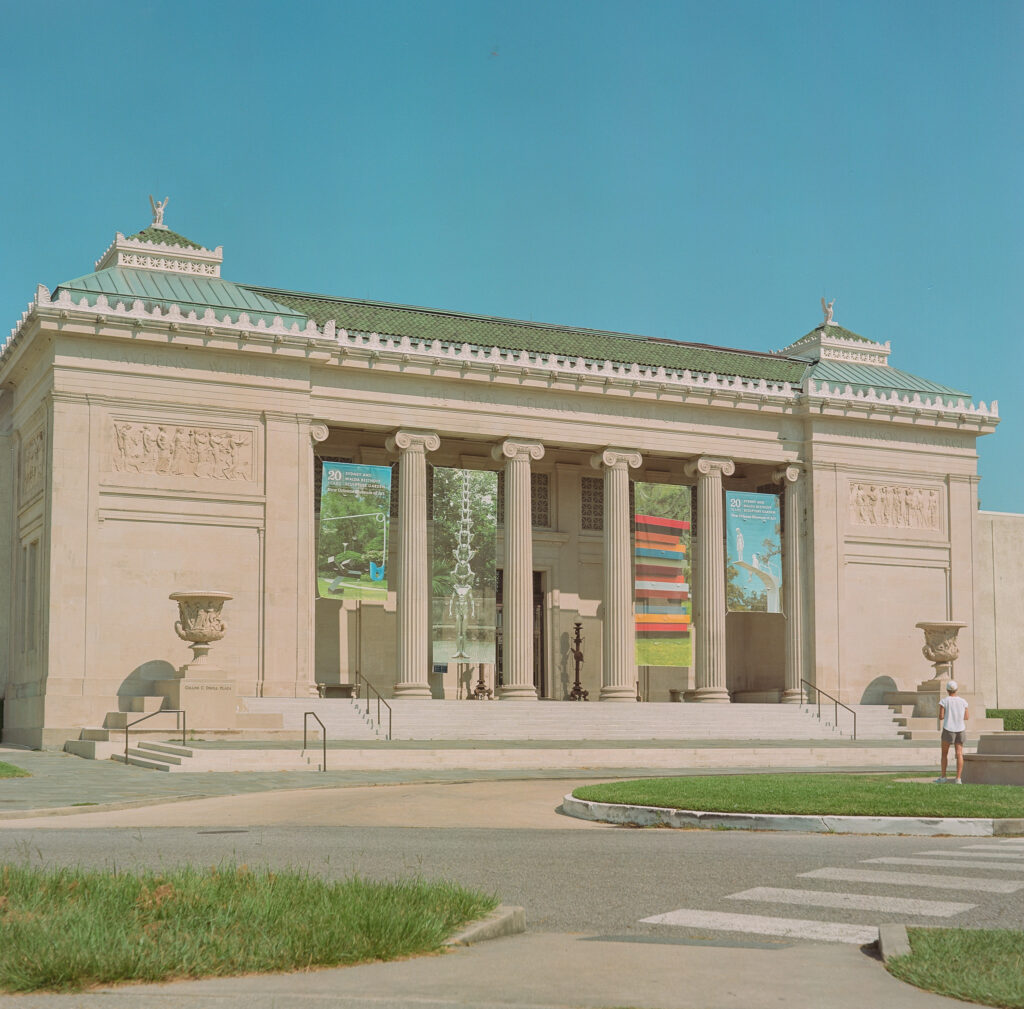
[0,742,939,815]
[0,932,966,1008]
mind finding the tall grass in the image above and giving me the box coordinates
[0,864,497,992]
[887,928,1024,1008]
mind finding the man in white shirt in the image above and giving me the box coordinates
[936,679,969,784]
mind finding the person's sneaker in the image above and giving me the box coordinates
[956,779,963,785]
[934,777,946,783]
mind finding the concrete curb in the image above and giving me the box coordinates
[562,794,1024,836]
[878,924,912,963]
[444,904,526,946]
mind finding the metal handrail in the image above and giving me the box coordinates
[800,678,857,740]
[355,672,392,740]
[304,711,326,772]
[125,708,185,762]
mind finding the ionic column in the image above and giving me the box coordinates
[774,465,805,703]
[492,439,545,699]
[305,422,331,698]
[385,429,440,699]
[684,456,735,702]
[592,448,642,701]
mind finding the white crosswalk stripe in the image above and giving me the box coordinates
[638,839,1023,946]
[865,856,1024,872]
[725,887,973,917]
[639,909,878,945]
[799,867,1023,893]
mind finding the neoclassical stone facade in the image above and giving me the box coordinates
[0,214,1016,747]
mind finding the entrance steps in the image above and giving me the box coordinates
[240,697,384,739]
[884,709,1005,741]
[61,699,920,771]
[70,738,326,772]
[61,739,941,773]
[240,699,909,742]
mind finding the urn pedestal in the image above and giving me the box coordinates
[155,591,239,728]
[911,620,968,719]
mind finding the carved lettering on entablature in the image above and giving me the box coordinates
[19,426,46,505]
[848,482,941,531]
[110,420,254,481]
[68,343,296,381]
[812,420,973,451]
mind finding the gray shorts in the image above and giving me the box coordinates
[942,728,966,746]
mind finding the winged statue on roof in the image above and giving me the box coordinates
[149,195,169,228]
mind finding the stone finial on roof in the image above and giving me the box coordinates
[821,297,835,326]
[149,195,170,230]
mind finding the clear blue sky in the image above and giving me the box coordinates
[2,0,1020,510]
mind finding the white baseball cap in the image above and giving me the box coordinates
[946,680,958,692]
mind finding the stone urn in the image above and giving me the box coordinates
[170,591,233,675]
[914,620,967,680]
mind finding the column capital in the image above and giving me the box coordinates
[590,447,642,471]
[310,421,330,444]
[492,439,545,463]
[386,429,440,454]
[684,456,735,479]
[772,464,803,485]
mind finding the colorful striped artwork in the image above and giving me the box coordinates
[634,512,690,646]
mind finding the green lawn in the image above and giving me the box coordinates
[0,761,28,779]
[636,637,691,667]
[572,773,1024,819]
[887,928,1024,1008]
[317,576,390,600]
[0,865,497,993]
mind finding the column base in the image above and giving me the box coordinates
[599,686,638,702]
[392,682,432,700]
[780,689,803,704]
[689,687,731,703]
[499,685,538,700]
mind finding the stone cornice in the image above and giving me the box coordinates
[781,327,891,365]
[0,285,1000,431]
[95,233,224,276]
[804,378,997,425]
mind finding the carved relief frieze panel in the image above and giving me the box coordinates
[19,425,46,506]
[115,252,219,276]
[108,419,255,482]
[848,481,941,532]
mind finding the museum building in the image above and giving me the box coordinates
[0,211,1016,748]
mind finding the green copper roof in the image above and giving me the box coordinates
[54,268,309,327]
[243,285,808,383]
[126,227,206,249]
[807,359,969,399]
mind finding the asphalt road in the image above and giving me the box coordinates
[3,819,1023,938]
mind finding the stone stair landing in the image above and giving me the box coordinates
[234,699,908,742]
